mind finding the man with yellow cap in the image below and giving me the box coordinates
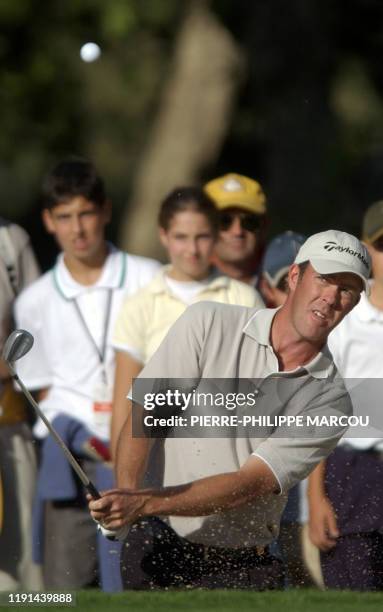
[204,173,267,285]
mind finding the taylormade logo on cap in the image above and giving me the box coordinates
[323,241,370,269]
[294,229,371,293]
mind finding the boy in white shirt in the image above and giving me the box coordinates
[14,158,160,591]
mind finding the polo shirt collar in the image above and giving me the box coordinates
[148,266,231,295]
[303,346,334,379]
[354,288,383,323]
[243,307,333,379]
[52,244,126,299]
[243,307,278,345]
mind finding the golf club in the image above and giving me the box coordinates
[2,329,101,500]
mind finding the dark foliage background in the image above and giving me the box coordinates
[1,0,383,268]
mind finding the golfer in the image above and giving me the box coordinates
[89,230,371,589]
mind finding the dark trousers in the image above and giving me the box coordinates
[321,446,383,591]
[120,517,284,590]
[321,532,383,590]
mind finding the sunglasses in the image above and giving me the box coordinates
[371,237,383,252]
[219,211,263,232]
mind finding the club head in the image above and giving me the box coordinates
[2,329,34,364]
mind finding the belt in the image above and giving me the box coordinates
[0,379,27,425]
[201,543,271,570]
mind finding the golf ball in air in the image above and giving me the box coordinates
[80,43,101,63]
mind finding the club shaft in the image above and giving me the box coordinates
[10,367,100,499]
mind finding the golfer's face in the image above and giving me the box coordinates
[288,263,362,343]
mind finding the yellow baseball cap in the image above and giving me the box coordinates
[204,173,267,215]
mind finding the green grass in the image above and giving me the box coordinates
[3,589,382,612]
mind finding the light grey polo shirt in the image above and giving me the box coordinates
[132,301,352,548]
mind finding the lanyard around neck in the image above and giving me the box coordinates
[72,290,113,365]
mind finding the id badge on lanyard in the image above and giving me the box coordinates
[93,370,113,429]
[72,290,114,430]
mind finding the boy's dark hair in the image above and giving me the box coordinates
[42,158,106,210]
[158,187,219,232]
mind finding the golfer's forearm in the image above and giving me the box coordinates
[111,397,130,461]
[111,351,143,460]
[142,458,278,518]
[115,406,152,488]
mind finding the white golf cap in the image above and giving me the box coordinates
[294,230,371,294]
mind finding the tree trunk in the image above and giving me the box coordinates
[120,0,244,258]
